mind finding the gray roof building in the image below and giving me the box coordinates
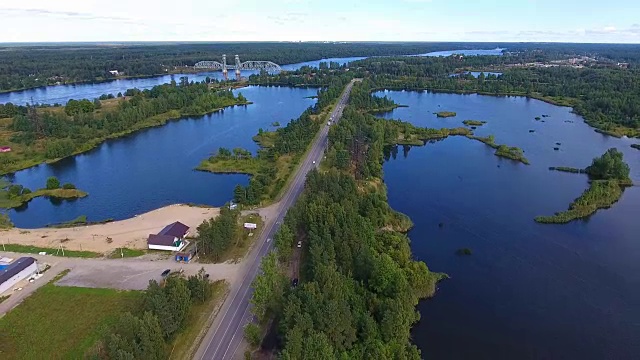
[0,257,37,285]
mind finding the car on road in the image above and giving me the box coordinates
[312,160,316,164]
[267,237,271,242]
[292,278,299,287]
[297,241,302,248]
[161,269,171,277]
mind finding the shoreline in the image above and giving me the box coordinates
[0,102,250,176]
[0,203,220,253]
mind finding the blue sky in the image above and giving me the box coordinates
[1,0,639,43]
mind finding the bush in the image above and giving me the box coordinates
[244,323,262,347]
[62,183,76,189]
[46,176,60,190]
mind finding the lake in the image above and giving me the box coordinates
[377,90,640,359]
[0,49,501,106]
[6,86,317,227]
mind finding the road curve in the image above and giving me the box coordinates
[194,79,358,360]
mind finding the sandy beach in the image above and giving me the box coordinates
[0,204,219,253]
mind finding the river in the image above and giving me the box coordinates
[0,49,502,106]
[377,90,640,359]
[6,86,317,227]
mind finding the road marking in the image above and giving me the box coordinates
[200,81,355,359]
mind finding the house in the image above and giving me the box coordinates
[147,221,190,251]
[0,257,38,295]
[0,146,11,153]
[109,70,120,76]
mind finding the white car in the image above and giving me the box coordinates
[312,160,316,164]
[297,241,302,248]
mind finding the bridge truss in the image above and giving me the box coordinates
[194,54,282,80]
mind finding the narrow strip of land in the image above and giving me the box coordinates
[194,79,358,360]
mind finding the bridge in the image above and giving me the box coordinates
[194,54,282,80]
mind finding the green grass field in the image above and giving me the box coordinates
[0,244,100,258]
[0,280,141,359]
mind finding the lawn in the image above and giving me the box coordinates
[168,280,228,359]
[0,276,141,359]
[0,243,100,258]
[215,213,265,263]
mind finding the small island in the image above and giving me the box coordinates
[466,134,530,165]
[535,148,632,224]
[435,111,457,118]
[463,120,486,126]
[0,176,87,209]
[631,144,640,151]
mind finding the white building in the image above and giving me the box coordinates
[0,257,38,295]
[109,70,120,76]
[147,221,190,252]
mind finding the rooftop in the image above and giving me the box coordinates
[0,257,36,284]
[158,221,189,238]
[147,234,181,247]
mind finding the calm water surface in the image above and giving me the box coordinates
[0,50,500,105]
[377,90,640,359]
[6,86,317,227]
[0,57,365,106]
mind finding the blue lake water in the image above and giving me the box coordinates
[6,86,317,227]
[0,49,502,106]
[377,90,640,359]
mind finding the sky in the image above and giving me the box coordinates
[1,0,639,43]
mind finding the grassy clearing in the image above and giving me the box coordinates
[216,213,265,263]
[0,244,100,258]
[168,280,228,360]
[196,156,261,175]
[0,281,142,359]
[434,111,457,118]
[253,131,277,148]
[535,180,628,224]
[0,187,87,210]
[466,134,530,165]
[495,145,530,165]
[107,247,146,259]
[463,120,486,126]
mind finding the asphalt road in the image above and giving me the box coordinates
[195,79,358,360]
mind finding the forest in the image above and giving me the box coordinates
[198,75,354,205]
[247,83,448,358]
[349,56,640,136]
[535,148,632,223]
[97,270,216,359]
[0,42,487,92]
[2,42,639,92]
[0,80,246,174]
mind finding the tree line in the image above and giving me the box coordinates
[347,56,640,134]
[1,80,244,174]
[98,270,213,359]
[0,42,496,92]
[232,77,353,205]
[248,86,445,358]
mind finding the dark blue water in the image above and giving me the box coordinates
[0,50,502,106]
[0,57,366,106]
[6,86,317,227]
[378,91,640,359]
